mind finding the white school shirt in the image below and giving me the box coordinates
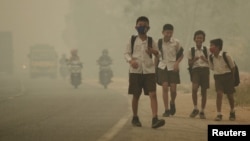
[187,46,209,68]
[158,38,182,70]
[124,36,158,74]
[209,51,235,75]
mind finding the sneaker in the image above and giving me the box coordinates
[170,103,176,115]
[131,116,142,127]
[214,115,223,121]
[152,117,165,129]
[229,112,236,121]
[199,112,206,119]
[162,110,171,117]
[189,109,199,118]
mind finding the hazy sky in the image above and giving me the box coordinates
[1,0,249,81]
[0,0,70,71]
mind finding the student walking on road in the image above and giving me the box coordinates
[187,30,210,119]
[209,38,236,121]
[124,16,165,128]
[156,24,184,117]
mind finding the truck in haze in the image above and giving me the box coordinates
[28,44,58,78]
[0,32,13,74]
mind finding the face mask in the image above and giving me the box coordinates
[210,47,216,53]
[136,26,148,34]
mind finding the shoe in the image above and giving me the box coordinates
[162,110,171,117]
[170,103,176,115]
[229,112,236,121]
[214,115,223,121]
[152,117,165,129]
[131,116,142,127]
[190,109,199,118]
[199,112,206,119]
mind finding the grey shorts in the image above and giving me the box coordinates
[128,73,156,96]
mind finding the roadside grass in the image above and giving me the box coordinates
[206,84,250,107]
[209,72,250,107]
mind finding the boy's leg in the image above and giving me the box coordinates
[214,90,223,121]
[216,90,223,113]
[190,83,200,118]
[201,88,207,111]
[199,88,207,119]
[149,92,158,117]
[192,83,199,108]
[129,73,142,126]
[131,94,142,127]
[214,74,224,121]
[149,91,165,128]
[158,68,170,116]
[132,95,140,116]
[162,82,170,116]
[169,83,177,115]
[227,93,236,121]
[145,74,165,128]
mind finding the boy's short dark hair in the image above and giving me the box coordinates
[163,24,174,31]
[193,30,206,40]
[136,16,149,24]
[210,38,223,50]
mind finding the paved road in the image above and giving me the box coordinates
[0,77,128,141]
[1,76,249,141]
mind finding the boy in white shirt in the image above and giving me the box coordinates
[124,16,165,128]
[188,30,210,119]
[209,38,236,121]
[156,24,184,117]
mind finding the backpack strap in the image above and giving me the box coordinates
[148,36,152,48]
[222,52,232,70]
[176,47,184,60]
[158,38,163,59]
[130,35,137,54]
[191,47,195,59]
[203,46,208,59]
[209,54,213,64]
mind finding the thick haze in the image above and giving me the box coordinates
[1,0,249,82]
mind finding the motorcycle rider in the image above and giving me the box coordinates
[59,53,69,79]
[68,49,83,86]
[97,49,113,84]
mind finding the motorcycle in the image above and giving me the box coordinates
[99,66,113,89]
[68,61,83,89]
[59,63,70,80]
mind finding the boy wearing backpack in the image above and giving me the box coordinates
[187,30,210,119]
[156,24,184,117]
[209,38,236,121]
[124,16,165,128]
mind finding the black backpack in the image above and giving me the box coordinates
[130,35,153,58]
[209,52,240,87]
[188,46,208,81]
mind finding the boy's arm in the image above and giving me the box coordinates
[225,53,236,79]
[124,38,133,63]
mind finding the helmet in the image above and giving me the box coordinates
[70,48,78,56]
[102,49,108,55]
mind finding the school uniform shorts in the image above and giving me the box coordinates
[128,73,156,96]
[214,72,236,94]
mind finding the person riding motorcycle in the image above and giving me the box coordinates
[97,49,113,85]
[68,49,83,87]
[59,53,70,79]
